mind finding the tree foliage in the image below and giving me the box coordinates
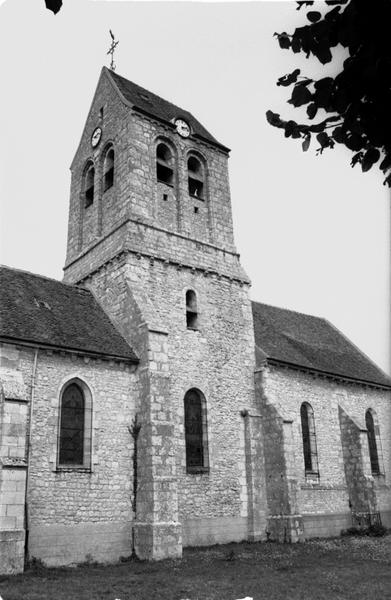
[267,0,391,186]
[45,0,63,15]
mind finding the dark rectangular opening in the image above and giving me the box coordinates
[104,167,114,192]
[188,177,203,199]
[157,162,173,185]
[186,310,198,329]
[85,186,94,208]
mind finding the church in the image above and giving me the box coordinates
[1,67,390,575]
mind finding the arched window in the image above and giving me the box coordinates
[103,146,114,191]
[187,156,204,199]
[184,389,209,473]
[186,289,198,329]
[366,409,380,475]
[58,380,92,468]
[84,162,95,208]
[300,402,319,475]
[156,142,174,185]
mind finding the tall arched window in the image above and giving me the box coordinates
[187,156,205,199]
[366,409,380,475]
[300,402,319,475]
[84,162,95,208]
[103,146,114,191]
[156,142,174,185]
[58,380,92,468]
[186,289,198,329]
[184,389,209,473]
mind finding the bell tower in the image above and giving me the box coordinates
[63,68,259,559]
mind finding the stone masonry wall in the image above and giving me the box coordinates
[262,364,391,537]
[62,66,258,551]
[65,67,237,275]
[85,253,257,548]
[0,343,138,567]
[0,351,29,575]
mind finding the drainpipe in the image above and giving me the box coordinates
[24,347,39,565]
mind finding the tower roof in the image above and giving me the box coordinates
[0,266,138,362]
[107,68,229,152]
[252,301,391,389]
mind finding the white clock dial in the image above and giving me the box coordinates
[175,119,190,138]
[91,127,102,148]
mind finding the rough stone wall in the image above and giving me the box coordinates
[63,66,258,552]
[0,351,29,574]
[0,343,138,567]
[65,68,237,277]
[84,253,257,548]
[338,406,377,520]
[261,364,391,536]
[254,369,303,542]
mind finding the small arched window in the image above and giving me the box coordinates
[186,289,198,329]
[365,409,380,475]
[59,383,85,465]
[188,156,204,199]
[58,380,92,468]
[156,142,174,185]
[300,402,319,476]
[103,147,114,192]
[84,163,95,208]
[184,389,209,473]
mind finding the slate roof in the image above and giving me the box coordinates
[0,266,137,362]
[108,69,229,151]
[252,301,391,388]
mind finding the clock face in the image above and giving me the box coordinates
[91,127,102,148]
[175,119,190,138]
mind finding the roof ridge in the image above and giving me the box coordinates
[0,264,90,294]
[252,299,324,322]
[110,70,192,118]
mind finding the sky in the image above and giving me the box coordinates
[0,0,389,374]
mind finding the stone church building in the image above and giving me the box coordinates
[1,67,390,574]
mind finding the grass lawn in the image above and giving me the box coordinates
[1,535,391,600]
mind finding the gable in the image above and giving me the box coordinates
[252,301,391,388]
[0,266,138,362]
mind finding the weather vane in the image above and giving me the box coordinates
[107,30,119,71]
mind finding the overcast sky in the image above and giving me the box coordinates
[0,0,389,374]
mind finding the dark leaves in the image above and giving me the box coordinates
[351,152,363,168]
[380,153,391,172]
[275,32,291,49]
[306,103,318,119]
[302,134,311,151]
[45,0,62,13]
[268,0,391,185]
[297,1,314,9]
[307,11,322,23]
[289,83,313,107]
[266,111,284,128]
[277,69,301,87]
[361,148,380,172]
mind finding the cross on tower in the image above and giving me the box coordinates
[107,30,119,71]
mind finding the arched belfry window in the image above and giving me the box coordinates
[366,409,381,475]
[84,162,95,208]
[188,156,204,199]
[156,142,174,185]
[103,146,114,192]
[300,402,319,476]
[186,289,198,329]
[58,380,92,468]
[184,389,209,473]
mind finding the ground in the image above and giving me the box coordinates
[1,535,391,600]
